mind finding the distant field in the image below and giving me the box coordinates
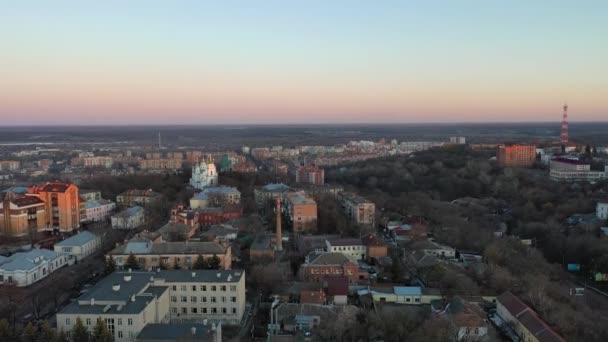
[0,122,607,148]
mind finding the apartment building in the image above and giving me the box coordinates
[117,189,162,208]
[107,240,232,270]
[139,159,183,170]
[54,231,102,262]
[85,199,116,223]
[0,160,21,171]
[0,193,47,237]
[338,192,375,226]
[549,158,607,182]
[296,165,325,185]
[56,270,245,341]
[496,144,537,167]
[300,252,360,283]
[29,181,81,232]
[284,191,317,233]
[111,206,145,230]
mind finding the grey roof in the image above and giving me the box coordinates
[286,192,316,205]
[261,183,290,192]
[329,238,363,247]
[0,249,62,272]
[109,241,227,256]
[55,231,98,247]
[136,323,218,341]
[113,206,144,218]
[203,186,240,195]
[59,270,244,316]
[86,199,114,209]
[307,252,350,266]
[192,192,209,200]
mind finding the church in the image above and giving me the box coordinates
[190,159,218,190]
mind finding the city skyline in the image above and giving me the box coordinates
[1,1,607,125]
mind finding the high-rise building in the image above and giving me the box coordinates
[496,144,537,168]
[29,181,81,232]
[0,193,47,237]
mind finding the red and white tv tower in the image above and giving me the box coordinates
[560,102,568,145]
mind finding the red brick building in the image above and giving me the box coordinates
[300,252,360,283]
[361,233,388,262]
[171,204,242,227]
[300,289,326,305]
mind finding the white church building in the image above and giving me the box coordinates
[190,159,218,190]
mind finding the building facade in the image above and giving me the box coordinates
[54,231,102,262]
[300,252,360,283]
[85,199,116,222]
[29,182,81,232]
[108,240,232,270]
[549,158,607,182]
[284,191,317,233]
[111,206,145,230]
[496,144,537,167]
[325,239,366,262]
[0,249,69,287]
[117,189,162,207]
[190,160,218,190]
[56,270,245,342]
[338,192,375,226]
[598,202,608,220]
[139,159,183,170]
[0,194,47,237]
[0,160,21,171]
[296,165,325,185]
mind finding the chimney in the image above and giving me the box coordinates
[276,195,283,251]
[112,284,121,292]
[124,275,132,282]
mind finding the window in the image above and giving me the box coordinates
[171,307,177,314]
[66,318,71,325]
[181,308,187,314]
[232,308,237,314]
[127,318,132,326]
[191,307,198,314]
[118,318,122,326]
[211,285,216,291]
[118,331,123,338]
[181,285,187,291]
[414,298,420,303]
[86,318,91,325]
[172,285,177,291]
[191,296,197,303]
[211,308,217,314]
[181,296,187,302]
[221,296,226,302]
[230,285,236,292]
[211,297,217,303]
[231,297,236,303]
[192,285,197,291]
[406,298,411,302]
[222,308,227,314]
[202,308,207,313]
[171,296,177,302]
[201,285,207,291]
[66,331,71,338]
[220,285,226,291]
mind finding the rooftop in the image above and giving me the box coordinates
[9,195,45,208]
[328,238,363,247]
[306,252,351,266]
[109,241,227,256]
[286,191,316,206]
[136,323,220,341]
[261,183,290,192]
[86,199,114,209]
[113,206,144,218]
[38,181,74,193]
[0,249,62,271]
[203,186,241,195]
[551,157,589,165]
[55,231,98,247]
[118,189,161,198]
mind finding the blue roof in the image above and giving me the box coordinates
[0,249,61,271]
[1,186,29,195]
[192,192,209,200]
[86,199,113,209]
[124,242,153,254]
[262,183,289,192]
[55,231,98,247]
[393,286,422,296]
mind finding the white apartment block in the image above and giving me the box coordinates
[56,270,246,342]
[338,192,375,226]
[86,199,116,222]
[54,231,102,262]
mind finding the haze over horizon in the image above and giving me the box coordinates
[1,1,607,125]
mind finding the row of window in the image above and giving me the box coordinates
[333,246,364,251]
[172,285,237,292]
[171,307,238,315]
[66,318,133,326]
[171,295,237,303]
[65,331,134,339]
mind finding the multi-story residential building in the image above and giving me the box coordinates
[549,157,607,182]
[56,269,245,341]
[190,160,218,190]
[449,136,467,144]
[496,291,565,342]
[71,156,114,168]
[171,204,242,227]
[85,199,116,222]
[0,160,21,171]
[0,249,69,287]
[300,252,360,283]
[1,193,47,237]
[325,238,366,262]
[338,192,375,226]
[107,240,232,270]
[29,181,81,232]
[284,191,317,233]
[296,165,325,185]
[139,159,183,170]
[111,206,145,230]
[496,144,537,167]
[361,233,388,262]
[254,183,290,209]
[117,189,162,207]
[598,202,608,220]
[54,231,102,262]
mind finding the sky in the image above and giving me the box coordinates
[1,1,607,125]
